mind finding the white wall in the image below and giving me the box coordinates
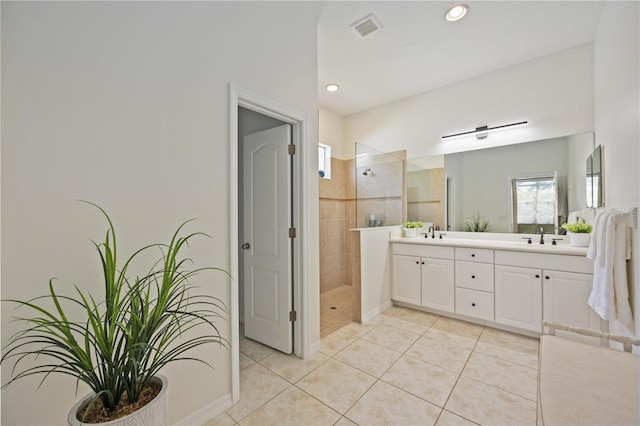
[593,1,640,339]
[344,43,594,160]
[1,2,320,424]
[318,107,347,159]
[358,229,395,322]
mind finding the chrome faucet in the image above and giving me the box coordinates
[539,227,545,245]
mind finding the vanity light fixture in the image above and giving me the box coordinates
[442,121,528,140]
[445,4,469,22]
[325,83,340,92]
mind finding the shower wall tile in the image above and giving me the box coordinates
[345,159,356,199]
[319,157,354,294]
[385,199,403,225]
[384,161,404,198]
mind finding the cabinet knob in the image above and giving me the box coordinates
[422,262,425,265]
[416,261,419,264]
[545,276,550,280]
[472,303,476,307]
[535,274,540,278]
[471,275,476,279]
[471,254,476,257]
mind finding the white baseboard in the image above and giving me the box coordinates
[175,393,233,426]
[362,300,393,324]
[309,338,321,357]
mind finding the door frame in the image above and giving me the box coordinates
[229,84,307,403]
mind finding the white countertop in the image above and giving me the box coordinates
[389,236,589,256]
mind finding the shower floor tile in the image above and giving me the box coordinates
[320,285,353,337]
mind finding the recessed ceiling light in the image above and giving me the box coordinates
[445,4,469,22]
[326,84,340,92]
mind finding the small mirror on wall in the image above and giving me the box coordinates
[586,145,603,208]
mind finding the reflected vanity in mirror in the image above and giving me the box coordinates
[408,132,596,235]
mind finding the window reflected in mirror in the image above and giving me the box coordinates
[512,175,557,234]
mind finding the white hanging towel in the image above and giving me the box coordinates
[587,210,610,267]
[587,210,635,333]
[613,222,634,332]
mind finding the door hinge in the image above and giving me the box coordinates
[289,227,296,238]
[288,144,296,155]
[289,310,297,321]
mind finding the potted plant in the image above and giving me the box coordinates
[463,212,492,232]
[403,221,423,237]
[561,222,593,247]
[1,203,228,425]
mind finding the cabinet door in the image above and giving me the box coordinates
[495,265,542,332]
[543,270,602,344]
[392,255,422,305]
[421,258,455,312]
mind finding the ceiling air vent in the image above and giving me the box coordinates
[351,13,382,38]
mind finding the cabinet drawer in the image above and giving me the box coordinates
[455,261,494,292]
[455,247,494,263]
[455,288,494,321]
[495,250,592,274]
[393,243,454,260]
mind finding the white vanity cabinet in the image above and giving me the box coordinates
[392,244,455,313]
[542,270,602,344]
[422,257,455,312]
[494,250,601,340]
[494,265,542,332]
[390,240,598,339]
[455,248,494,321]
[392,254,422,305]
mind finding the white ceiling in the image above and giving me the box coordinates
[318,1,604,117]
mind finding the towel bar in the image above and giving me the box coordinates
[543,320,640,352]
[614,207,637,229]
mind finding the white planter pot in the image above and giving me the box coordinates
[68,375,168,426]
[568,232,591,247]
[403,228,417,238]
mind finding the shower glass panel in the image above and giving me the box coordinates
[355,143,405,228]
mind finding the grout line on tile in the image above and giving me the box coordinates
[459,374,539,403]
[227,383,294,424]
[292,384,345,422]
[437,324,485,420]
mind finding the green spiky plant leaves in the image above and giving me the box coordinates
[463,212,492,232]
[1,202,228,417]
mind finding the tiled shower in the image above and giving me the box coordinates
[319,144,445,336]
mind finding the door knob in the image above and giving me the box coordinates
[242,243,251,250]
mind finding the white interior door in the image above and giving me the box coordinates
[242,124,292,354]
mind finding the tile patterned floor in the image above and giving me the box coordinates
[320,285,353,338]
[205,305,540,426]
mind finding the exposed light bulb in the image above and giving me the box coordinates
[325,84,340,92]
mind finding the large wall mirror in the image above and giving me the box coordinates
[408,132,596,234]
